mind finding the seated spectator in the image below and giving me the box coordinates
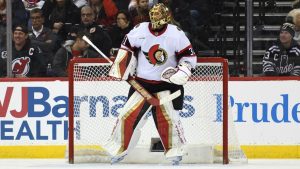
[114,0,131,11]
[0,0,6,77]
[72,0,87,8]
[12,0,29,27]
[1,25,46,77]
[41,0,56,28]
[22,0,45,10]
[129,0,150,26]
[49,0,81,41]
[109,11,133,49]
[262,23,300,76]
[0,56,5,77]
[0,0,6,50]
[88,0,118,28]
[28,8,59,67]
[287,9,300,45]
[52,31,100,77]
[128,0,152,11]
[0,0,5,12]
[0,30,5,77]
[293,0,300,9]
[69,5,112,57]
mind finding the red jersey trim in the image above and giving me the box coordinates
[178,45,193,55]
[148,23,168,37]
[175,45,196,62]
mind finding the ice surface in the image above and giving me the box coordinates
[0,159,299,169]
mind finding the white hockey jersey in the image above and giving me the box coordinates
[121,22,197,81]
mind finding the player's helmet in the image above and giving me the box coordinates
[149,3,171,30]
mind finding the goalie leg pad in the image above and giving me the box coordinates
[111,105,152,163]
[152,91,187,158]
[108,48,137,80]
[104,91,152,157]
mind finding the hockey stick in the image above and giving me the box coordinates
[82,35,113,64]
[127,77,181,106]
[82,35,181,106]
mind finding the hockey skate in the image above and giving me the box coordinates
[170,156,182,165]
[110,151,128,164]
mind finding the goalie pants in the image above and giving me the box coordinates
[128,77,184,110]
[110,78,186,158]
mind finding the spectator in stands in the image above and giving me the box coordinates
[114,0,131,11]
[49,0,81,41]
[12,0,29,27]
[128,0,153,11]
[0,0,5,77]
[109,10,133,49]
[23,0,45,10]
[88,0,119,28]
[73,0,88,8]
[69,5,112,56]
[262,23,300,76]
[52,31,100,77]
[293,0,300,9]
[0,0,6,50]
[28,8,59,68]
[1,25,47,77]
[0,57,5,77]
[0,0,5,13]
[287,9,300,45]
[129,0,150,26]
[41,0,56,28]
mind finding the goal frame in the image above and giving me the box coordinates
[68,57,229,164]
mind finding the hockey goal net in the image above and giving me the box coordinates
[68,57,247,164]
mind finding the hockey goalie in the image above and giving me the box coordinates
[107,3,197,165]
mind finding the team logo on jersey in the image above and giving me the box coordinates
[143,44,168,65]
[12,57,31,76]
[1,51,7,59]
[90,27,96,33]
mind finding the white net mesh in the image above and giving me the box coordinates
[69,58,247,164]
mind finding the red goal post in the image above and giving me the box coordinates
[68,57,247,164]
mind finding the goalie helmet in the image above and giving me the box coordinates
[149,3,171,29]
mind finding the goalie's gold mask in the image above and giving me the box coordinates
[149,3,171,30]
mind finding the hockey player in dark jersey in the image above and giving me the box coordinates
[106,3,196,165]
[263,23,300,76]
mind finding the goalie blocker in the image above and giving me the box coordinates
[109,48,136,80]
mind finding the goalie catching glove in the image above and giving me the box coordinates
[161,61,193,85]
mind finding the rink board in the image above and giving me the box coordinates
[0,78,300,158]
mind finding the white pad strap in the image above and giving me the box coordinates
[159,90,181,105]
